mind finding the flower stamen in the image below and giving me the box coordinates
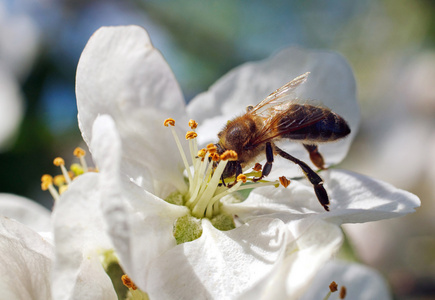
[323,281,339,300]
[73,147,88,172]
[41,175,60,202]
[164,118,192,185]
[43,148,97,201]
[53,157,72,184]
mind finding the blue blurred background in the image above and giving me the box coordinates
[1,0,434,299]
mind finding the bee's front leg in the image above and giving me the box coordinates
[253,142,273,181]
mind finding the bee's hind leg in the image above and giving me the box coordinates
[275,145,329,211]
[303,144,325,170]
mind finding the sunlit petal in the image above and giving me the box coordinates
[146,218,287,299]
[77,25,188,187]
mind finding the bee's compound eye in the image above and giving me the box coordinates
[246,105,254,112]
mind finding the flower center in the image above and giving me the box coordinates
[41,147,97,201]
[164,118,285,220]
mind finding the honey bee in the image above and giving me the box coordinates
[215,72,351,211]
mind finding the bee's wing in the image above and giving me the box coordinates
[250,103,330,145]
[248,72,310,118]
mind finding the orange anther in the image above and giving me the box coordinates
[188,119,198,129]
[253,163,262,172]
[339,286,347,299]
[220,150,238,161]
[164,118,175,127]
[73,147,86,158]
[121,274,137,290]
[41,174,53,183]
[237,174,247,183]
[279,176,290,188]
[53,157,65,166]
[185,131,198,140]
[210,153,220,162]
[197,148,207,158]
[329,281,338,293]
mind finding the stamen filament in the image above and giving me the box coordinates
[206,180,243,218]
[186,154,211,207]
[192,160,229,218]
[235,180,280,191]
[169,126,192,183]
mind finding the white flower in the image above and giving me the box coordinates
[0,177,119,299]
[74,25,420,299]
[51,172,119,300]
[0,216,53,300]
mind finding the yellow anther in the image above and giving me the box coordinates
[41,174,53,184]
[185,131,198,140]
[73,147,86,158]
[70,163,84,176]
[210,153,220,162]
[121,274,137,290]
[253,163,262,172]
[188,119,198,129]
[237,174,247,183]
[339,286,347,299]
[197,148,207,158]
[329,281,338,293]
[53,175,66,187]
[40,173,60,201]
[53,157,65,166]
[41,181,51,191]
[164,118,175,127]
[206,143,217,154]
[279,176,290,188]
[220,150,238,161]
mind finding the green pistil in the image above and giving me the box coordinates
[173,215,203,244]
[211,214,236,231]
[165,191,185,206]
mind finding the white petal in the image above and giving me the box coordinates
[323,169,420,224]
[224,169,419,225]
[77,26,188,185]
[51,173,117,300]
[145,218,288,299]
[188,47,359,172]
[91,115,189,288]
[299,260,391,300]
[239,219,343,300]
[0,193,51,232]
[0,216,53,300]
